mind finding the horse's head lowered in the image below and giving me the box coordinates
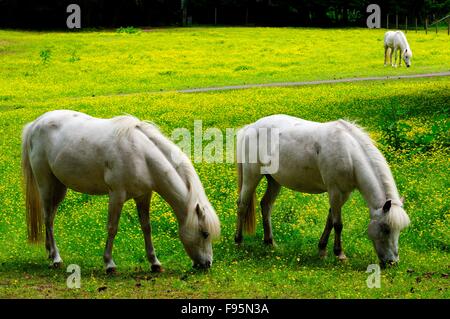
[368,199,410,267]
[403,49,412,67]
[179,200,220,269]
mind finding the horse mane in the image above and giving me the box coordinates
[111,115,220,239]
[111,115,159,137]
[182,162,221,240]
[395,31,412,56]
[337,120,410,231]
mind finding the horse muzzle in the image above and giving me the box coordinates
[193,260,212,270]
[380,258,399,269]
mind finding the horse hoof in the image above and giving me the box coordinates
[337,254,348,261]
[106,267,116,275]
[49,261,63,269]
[264,238,275,246]
[234,235,243,245]
[319,250,327,259]
[151,265,164,273]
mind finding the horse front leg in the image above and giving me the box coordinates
[260,176,281,246]
[384,47,388,66]
[134,193,163,273]
[318,209,333,258]
[328,191,350,261]
[332,210,346,260]
[393,49,398,67]
[390,48,394,66]
[104,191,125,274]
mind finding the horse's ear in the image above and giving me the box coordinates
[383,200,392,213]
[196,203,205,220]
[186,178,192,191]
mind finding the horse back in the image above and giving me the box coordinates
[26,110,153,195]
[244,116,358,193]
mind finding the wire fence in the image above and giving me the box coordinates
[385,14,450,35]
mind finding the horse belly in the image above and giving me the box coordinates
[274,172,326,194]
[271,155,326,194]
[49,140,109,195]
[50,149,110,195]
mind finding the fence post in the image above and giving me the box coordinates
[425,18,428,34]
[448,17,449,35]
[181,0,187,26]
[415,17,418,33]
[214,7,217,25]
[245,7,249,25]
[387,14,389,29]
[436,21,438,34]
[405,16,408,33]
[396,14,398,29]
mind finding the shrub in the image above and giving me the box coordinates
[116,26,141,34]
[39,49,51,64]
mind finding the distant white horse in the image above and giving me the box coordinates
[22,110,220,272]
[384,31,412,67]
[235,115,410,266]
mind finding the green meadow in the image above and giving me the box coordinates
[0,27,449,298]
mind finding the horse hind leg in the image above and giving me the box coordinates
[38,174,67,268]
[260,175,281,246]
[134,193,163,273]
[103,190,126,274]
[235,164,262,244]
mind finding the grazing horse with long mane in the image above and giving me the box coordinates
[235,115,410,266]
[22,110,220,272]
[384,30,412,67]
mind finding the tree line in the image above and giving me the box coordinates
[0,0,449,28]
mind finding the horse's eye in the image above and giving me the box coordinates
[380,224,390,235]
[201,231,209,239]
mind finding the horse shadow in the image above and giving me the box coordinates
[212,234,379,273]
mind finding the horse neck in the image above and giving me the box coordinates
[154,167,191,224]
[353,149,401,211]
[400,42,409,52]
[138,123,194,224]
[399,36,409,51]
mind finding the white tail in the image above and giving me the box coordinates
[22,122,43,243]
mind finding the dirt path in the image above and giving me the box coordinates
[62,71,450,101]
[177,71,450,93]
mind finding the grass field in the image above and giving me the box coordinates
[0,27,449,298]
[1,27,450,102]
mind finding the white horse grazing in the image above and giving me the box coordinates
[384,31,412,67]
[22,110,220,272]
[235,115,410,266]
